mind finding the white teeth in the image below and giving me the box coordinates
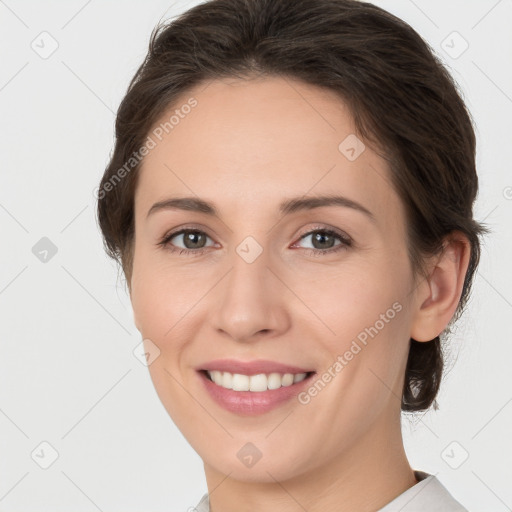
[267,372,282,390]
[211,370,223,386]
[293,373,307,383]
[232,373,250,391]
[206,370,308,392]
[222,371,233,389]
[249,373,267,392]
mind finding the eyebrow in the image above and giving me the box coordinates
[146,194,376,223]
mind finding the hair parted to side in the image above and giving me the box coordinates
[96,0,489,412]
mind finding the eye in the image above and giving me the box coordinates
[157,226,352,257]
[293,228,352,255]
[157,228,216,256]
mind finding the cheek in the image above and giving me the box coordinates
[310,256,409,331]
[130,263,204,422]
[312,254,412,384]
[130,244,207,339]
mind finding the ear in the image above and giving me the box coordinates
[133,312,142,334]
[131,298,143,334]
[128,279,143,334]
[410,232,471,342]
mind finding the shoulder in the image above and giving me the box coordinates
[378,471,469,512]
[191,472,469,512]
[190,492,209,512]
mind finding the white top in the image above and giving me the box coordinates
[192,470,468,511]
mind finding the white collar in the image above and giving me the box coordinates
[192,470,467,511]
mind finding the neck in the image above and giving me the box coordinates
[203,407,417,512]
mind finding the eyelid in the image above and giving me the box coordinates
[158,223,353,255]
[160,223,351,243]
[160,223,216,241]
[294,224,352,244]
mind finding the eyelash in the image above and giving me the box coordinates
[157,225,352,257]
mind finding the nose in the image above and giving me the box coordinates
[211,246,291,343]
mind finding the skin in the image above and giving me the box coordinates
[129,76,470,512]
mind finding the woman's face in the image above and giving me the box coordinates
[130,76,421,482]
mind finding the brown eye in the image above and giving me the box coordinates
[179,230,208,249]
[296,229,351,253]
[159,229,215,253]
[310,231,338,250]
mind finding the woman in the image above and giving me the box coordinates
[96,0,488,510]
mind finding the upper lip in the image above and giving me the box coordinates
[197,359,315,376]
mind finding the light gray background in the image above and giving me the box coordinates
[1,1,511,511]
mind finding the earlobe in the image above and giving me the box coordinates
[127,272,141,332]
[131,299,142,333]
[410,232,471,342]
[133,314,142,334]
[133,315,141,333]
[129,290,142,334]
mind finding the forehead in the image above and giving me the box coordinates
[135,76,401,225]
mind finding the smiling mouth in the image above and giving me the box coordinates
[200,369,316,392]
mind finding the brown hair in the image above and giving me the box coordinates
[96,0,489,411]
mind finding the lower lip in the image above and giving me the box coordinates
[198,370,315,416]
